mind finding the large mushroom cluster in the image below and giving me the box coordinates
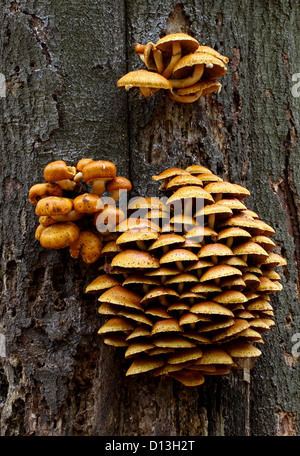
[117,33,228,103]
[88,164,286,387]
[28,159,132,264]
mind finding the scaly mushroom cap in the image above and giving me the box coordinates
[44,160,76,182]
[99,285,142,311]
[69,230,102,264]
[117,69,172,91]
[82,160,116,185]
[35,196,73,217]
[39,222,80,249]
[156,33,199,54]
[73,193,104,214]
[111,249,160,270]
[106,176,132,201]
[85,274,121,294]
[29,182,63,205]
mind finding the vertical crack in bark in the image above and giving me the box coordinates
[270,106,300,294]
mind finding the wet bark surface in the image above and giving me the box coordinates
[0,0,299,436]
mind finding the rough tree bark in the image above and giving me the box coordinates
[0,0,299,436]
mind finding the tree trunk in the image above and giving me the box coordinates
[0,0,299,437]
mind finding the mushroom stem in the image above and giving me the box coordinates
[208,214,216,229]
[178,283,184,294]
[176,261,185,271]
[211,255,218,265]
[159,296,168,306]
[153,48,164,74]
[91,180,106,196]
[136,240,148,251]
[162,245,169,254]
[162,41,182,79]
[214,193,222,202]
[226,237,234,248]
[143,284,150,294]
[170,64,204,89]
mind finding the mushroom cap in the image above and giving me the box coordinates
[196,45,229,64]
[146,266,180,277]
[29,182,63,205]
[153,334,196,348]
[215,198,247,211]
[185,165,213,175]
[190,301,234,317]
[195,202,232,218]
[173,53,227,80]
[73,193,104,214]
[116,228,159,246]
[69,230,103,263]
[165,272,198,286]
[117,69,172,90]
[141,286,180,305]
[185,226,218,241]
[126,356,165,376]
[166,174,203,190]
[98,285,142,310]
[223,340,262,358]
[106,176,132,193]
[212,290,248,304]
[148,233,185,250]
[198,243,234,258]
[232,241,269,261]
[125,341,155,358]
[200,265,242,282]
[85,274,121,294]
[116,217,160,233]
[35,196,73,217]
[217,227,252,241]
[82,160,116,184]
[177,80,222,96]
[196,347,234,365]
[167,347,203,365]
[44,160,76,181]
[204,181,250,197]
[39,222,80,249]
[156,33,199,54]
[151,318,182,335]
[111,249,160,270]
[76,158,94,172]
[160,248,198,265]
[152,168,190,181]
[250,235,276,251]
[167,185,214,204]
[169,370,205,387]
[98,317,135,334]
[128,196,168,212]
[190,283,222,293]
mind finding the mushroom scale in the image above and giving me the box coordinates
[88,164,286,387]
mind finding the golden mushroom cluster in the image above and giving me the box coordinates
[28,159,132,264]
[117,33,228,103]
[87,164,286,387]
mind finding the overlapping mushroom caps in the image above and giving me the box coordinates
[117,33,228,103]
[29,159,132,264]
[87,164,286,387]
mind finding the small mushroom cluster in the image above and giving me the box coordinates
[117,33,228,103]
[29,159,132,264]
[87,164,286,387]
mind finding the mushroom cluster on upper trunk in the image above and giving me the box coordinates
[117,33,228,103]
[88,164,286,387]
[28,159,132,264]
